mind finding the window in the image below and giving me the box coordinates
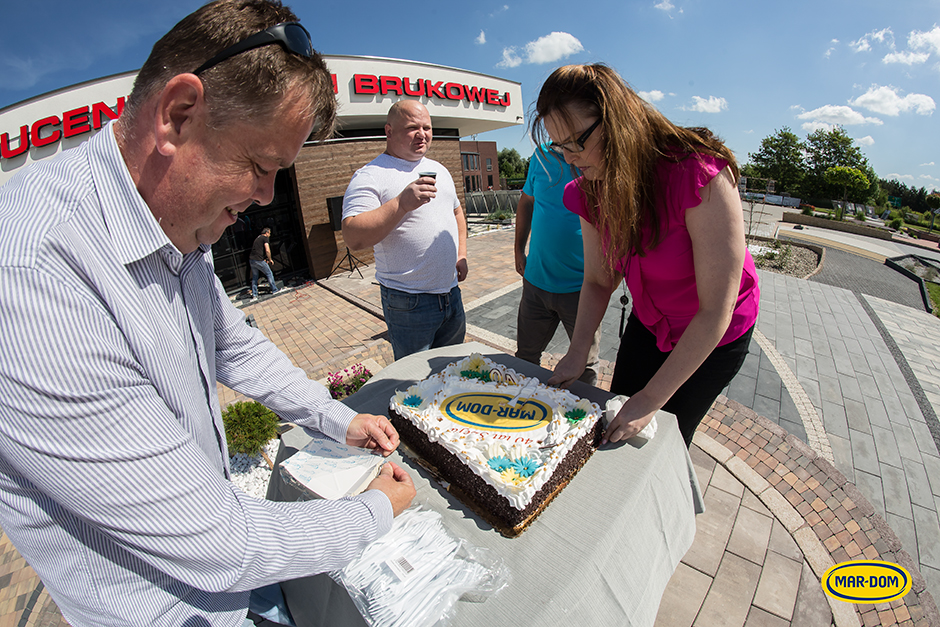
[461,153,481,172]
[486,158,492,171]
[487,175,493,188]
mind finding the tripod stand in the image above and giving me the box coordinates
[330,246,365,279]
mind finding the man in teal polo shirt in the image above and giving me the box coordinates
[514,145,601,385]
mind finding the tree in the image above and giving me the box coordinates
[824,166,869,220]
[498,148,527,180]
[880,179,932,214]
[803,126,871,202]
[928,193,940,231]
[746,127,805,195]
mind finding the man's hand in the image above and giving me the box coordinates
[345,413,399,456]
[456,257,469,282]
[397,176,437,213]
[367,462,416,516]
[514,247,526,277]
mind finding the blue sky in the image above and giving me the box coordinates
[2,0,938,192]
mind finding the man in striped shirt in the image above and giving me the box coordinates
[0,1,414,625]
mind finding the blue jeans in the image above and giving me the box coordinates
[250,259,278,299]
[380,285,466,360]
[243,583,295,626]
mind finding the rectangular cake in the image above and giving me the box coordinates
[388,353,603,537]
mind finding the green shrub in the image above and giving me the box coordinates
[889,218,903,230]
[222,401,279,456]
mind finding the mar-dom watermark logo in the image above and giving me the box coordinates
[822,560,912,603]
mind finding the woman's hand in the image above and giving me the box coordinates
[603,390,659,445]
[547,351,588,389]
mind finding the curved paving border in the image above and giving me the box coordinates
[752,328,834,464]
[698,396,940,627]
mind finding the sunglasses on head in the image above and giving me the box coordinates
[193,22,313,76]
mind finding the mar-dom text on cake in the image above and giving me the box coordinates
[388,353,603,536]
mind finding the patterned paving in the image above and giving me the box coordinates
[4,225,940,626]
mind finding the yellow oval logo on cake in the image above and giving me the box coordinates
[821,561,912,603]
[441,393,551,432]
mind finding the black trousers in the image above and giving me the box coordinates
[610,313,754,446]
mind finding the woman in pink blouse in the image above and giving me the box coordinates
[539,64,760,447]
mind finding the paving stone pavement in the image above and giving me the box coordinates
[4,221,940,625]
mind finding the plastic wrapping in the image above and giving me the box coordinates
[330,504,510,627]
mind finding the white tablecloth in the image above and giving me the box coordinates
[268,343,703,627]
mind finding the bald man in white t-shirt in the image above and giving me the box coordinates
[342,100,468,359]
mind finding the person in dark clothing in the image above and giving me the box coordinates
[249,227,279,300]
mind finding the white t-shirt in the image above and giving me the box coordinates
[343,153,460,294]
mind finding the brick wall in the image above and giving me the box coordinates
[293,136,464,279]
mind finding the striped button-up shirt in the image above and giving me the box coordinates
[0,125,392,626]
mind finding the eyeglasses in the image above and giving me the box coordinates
[548,118,602,155]
[193,22,313,76]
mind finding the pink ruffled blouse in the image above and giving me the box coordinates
[563,154,760,353]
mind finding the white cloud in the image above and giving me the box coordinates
[496,32,583,68]
[489,5,509,17]
[922,162,936,167]
[888,172,915,181]
[638,90,665,103]
[855,135,875,146]
[910,25,940,55]
[526,32,584,64]
[497,48,522,68]
[796,104,883,126]
[654,0,674,11]
[476,30,486,45]
[850,27,894,53]
[685,96,728,113]
[851,85,935,116]
[802,121,834,133]
[883,50,930,65]
[825,39,840,58]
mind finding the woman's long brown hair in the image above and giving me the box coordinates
[532,64,739,264]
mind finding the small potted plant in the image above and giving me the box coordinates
[327,363,373,400]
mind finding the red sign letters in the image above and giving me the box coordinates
[1,97,125,160]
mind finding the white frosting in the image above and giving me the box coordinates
[390,354,601,510]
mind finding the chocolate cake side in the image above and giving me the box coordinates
[389,407,602,537]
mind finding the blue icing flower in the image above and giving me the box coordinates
[403,395,423,407]
[487,456,513,472]
[511,457,540,477]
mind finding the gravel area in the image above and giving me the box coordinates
[230,438,279,499]
[897,256,940,283]
[749,240,820,279]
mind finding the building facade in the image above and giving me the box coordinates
[458,140,500,192]
[0,56,523,293]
